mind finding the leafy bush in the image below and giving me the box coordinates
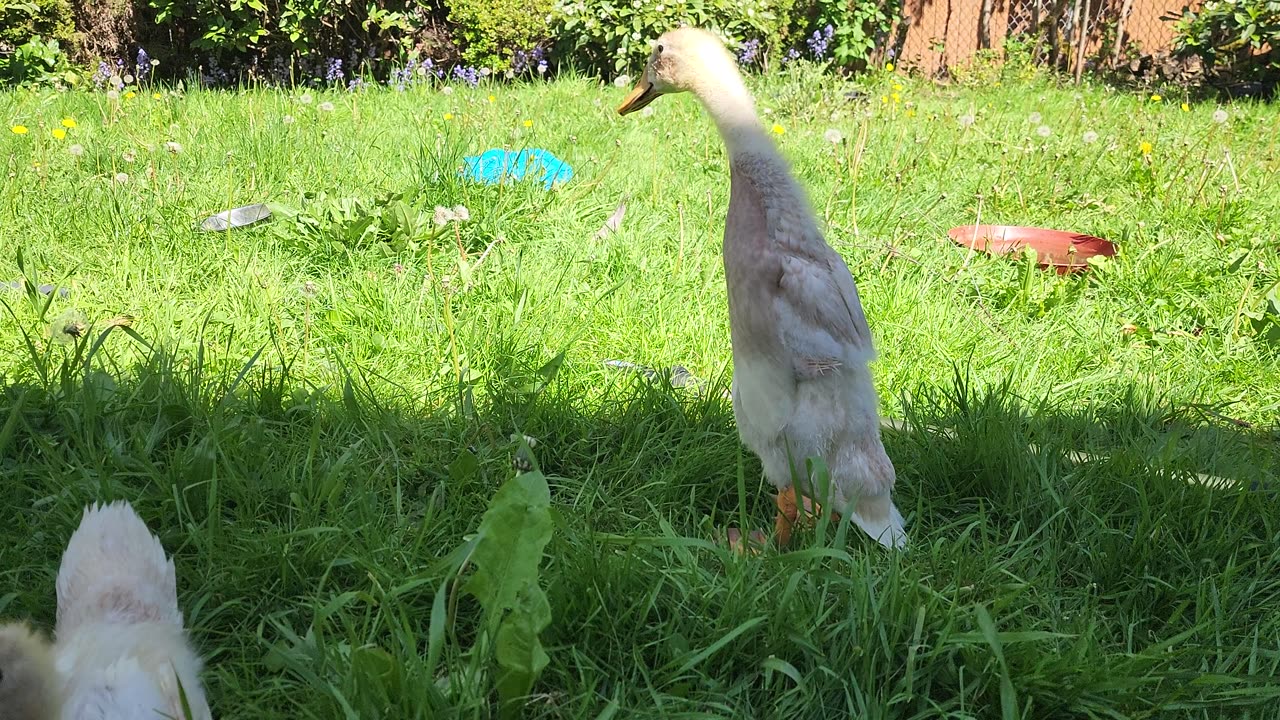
[0,0,75,48]
[1167,0,1280,71]
[807,0,899,69]
[0,36,71,84]
[449,0,552,70]
[550,0,794,75]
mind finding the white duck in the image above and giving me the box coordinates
[618,28,907,549]
[54,501,213,719]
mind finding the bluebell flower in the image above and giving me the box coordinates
[136,47,151,80]
[325,57,343,83]
[737,38,761,66]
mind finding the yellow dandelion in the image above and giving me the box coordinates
[771,123,785,135]
[885,62,894,72]
[880,95,888,104]
[892,92,901,103]
[152,92,162,100]
[124,91,136,99]
[906,108,916,118]
[523,119,533,127]
[488,94,496,103]
[51,128,66,140]
[443,112,454,120]
[10,125,28,135]
[1140,140,1153,155]
[1181,102,1190,112]
[892,82,903,92]
[61,117,77,129]
[32,161,40,169]
[1150,94,1161,102]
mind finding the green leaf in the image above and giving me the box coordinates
[463,471,554,717]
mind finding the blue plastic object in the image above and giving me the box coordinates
[461,148,573,189]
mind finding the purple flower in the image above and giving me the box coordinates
[92,60,112,88]
[783,48,802,64]
[136,47,151,80]
[453,65,480,87]
[325,57,343,83]
[807,24,835,60]
[347,77,367,92]
[737,38,761,66]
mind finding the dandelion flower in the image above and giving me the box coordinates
[1181,102,1190,112]
[1082,130,1098,144]
[165,141,183,154]
[301,280,318,297]
[771,123,785,135]
[1150,94,1161,102]
[892,82,903,92]
[442,86,454,95]
[1036,125,1051,137]
[113,172,129,184]
[891,92,901,103]
[958,113,975,128]
[1212,109,1228,124]
[488,94,496,103]
[318,101,335,112]
[106,89,120,100]
[299,93,313,104]
[880,95,888,104]
[1140,140,1153,155]
[614,74,631,88]
[61,117,76,129]
[433,206,456,225]
[906,108,916,118]
[885,62,894,72]
[11,125,28,135]
[48,309,88,346]
[523,119,533,127]
[52,128,66,140]
[123,74,135,84]
[282,114,296,125]
[152,93,162,100]
[122,151,136,163]
[640,106,655,118]
[124,91,136,99]
[1028,111,1042,124]
[68,144,84,156]
[824,128,843,144]
[444,112,454,121]
[452,205,470,221]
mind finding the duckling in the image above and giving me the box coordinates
[55,501,212,719]
[618,28,907,548]
[0,622,61,720]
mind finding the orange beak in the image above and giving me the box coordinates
[617,79,658,115]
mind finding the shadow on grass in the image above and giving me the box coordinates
[1,325,1277,718]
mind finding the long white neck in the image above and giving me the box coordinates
[688,63,776,160]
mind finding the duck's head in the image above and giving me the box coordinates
[617,27,738,115]
[0,623,60,720]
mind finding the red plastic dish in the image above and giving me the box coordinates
[948,224,1116,274]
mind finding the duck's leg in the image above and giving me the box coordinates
[773,486,841,546]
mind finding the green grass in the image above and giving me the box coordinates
[2,63,1279,718]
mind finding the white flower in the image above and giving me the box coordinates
[109,74,121,86]
[165,141,183,154]
[614,74,631,88]
[317,101,335,112]
[113,172,129,184]
[1028,111,1042,124]
[958,113,975,128]
[301,280,318,296]
[106,89,120,100]
[123,74,135,84]
[1212,109,1228,124]
[442,86,454,95]
[640,106,655,118]
[48,309,87,345]
[433,206,456,225]
[1082,130,1099,144]
[68,144,84,157]
[282,114,296,124]
[299,93,313,104]
[824,128,843,144]
[452,205,470,221]
[122,150,136,163]
[1036,125,1051,137]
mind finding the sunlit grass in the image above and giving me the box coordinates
[1,65,1278,717]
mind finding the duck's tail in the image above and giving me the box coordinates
[851,496,908,549]
[56,501,182,634]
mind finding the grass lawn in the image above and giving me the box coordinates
[2,63,1279,718]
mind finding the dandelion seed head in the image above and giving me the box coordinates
[958,113,975,128]
[317,101,335,112]
[824,128,843,144]
[68,144,84,156]
[1212,109,1228,124]
[1036,125,1051,137]
[1082,130,1099,144]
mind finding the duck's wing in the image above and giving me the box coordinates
[61,654,211,720]
[56,501,182,635]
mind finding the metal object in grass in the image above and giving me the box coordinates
[199,203,272,232]
[4,281,70,299]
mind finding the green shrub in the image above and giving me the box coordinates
[0,35,71,84]
[449,0,552,70]
[1167,0,1280,73]
[808,0,899,69]
[0,0,75,49]
[550,0,794,75]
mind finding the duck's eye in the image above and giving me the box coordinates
[656,44,664,53]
